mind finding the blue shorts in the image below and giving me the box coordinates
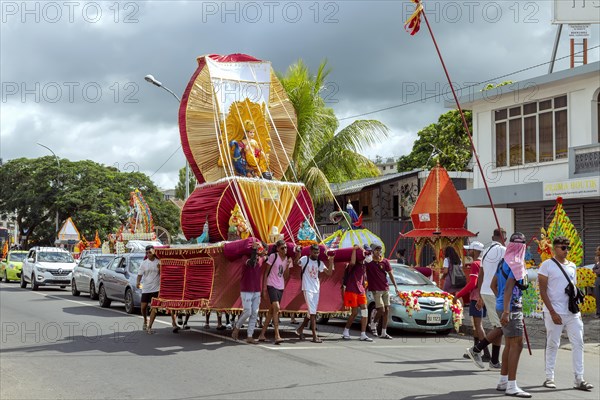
[469,300,487,318]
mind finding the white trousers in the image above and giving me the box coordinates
[236,292,260,336]
[543,311,585,381]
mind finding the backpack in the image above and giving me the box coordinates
[449,261,467,289]
[496,258,529,291]
[301,257,322,279]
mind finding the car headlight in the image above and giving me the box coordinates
[390,295,404,305]
[36,267,48,273]
[7,263,16,270]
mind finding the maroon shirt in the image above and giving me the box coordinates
[344,263,367,295]
[365,259,391,291]
[240,256,263,292]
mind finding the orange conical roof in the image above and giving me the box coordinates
[404,165,475,238]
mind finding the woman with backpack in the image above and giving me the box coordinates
[257,239,300,344]
[441,246,465,295]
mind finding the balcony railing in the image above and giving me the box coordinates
[570,143,600,177]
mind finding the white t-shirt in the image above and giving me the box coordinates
[480,242,506,296]
[298,255,326,293]
[138,258,160,293]
[538,258,577,315]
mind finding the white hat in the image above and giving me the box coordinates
[463,241,484,252]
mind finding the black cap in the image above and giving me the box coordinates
[509,232,526,244]
[145,245,154,251]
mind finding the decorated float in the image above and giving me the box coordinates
[151,54,384,319]
[522,197,596,317]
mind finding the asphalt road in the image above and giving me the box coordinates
[1,282,598,400]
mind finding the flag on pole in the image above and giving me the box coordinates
[404,0,424,36]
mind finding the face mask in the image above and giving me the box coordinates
[364,255,373,263]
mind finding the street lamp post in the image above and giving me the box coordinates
[144,74,191,199]
[37,142,61,241]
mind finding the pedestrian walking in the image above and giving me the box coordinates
[538,236,594,391]
[137,245,161,334]
[467,228,506,370]
[366,243,400,339]
[491,232,530,398]
[257,240,299,344]
[441,246,464,295]
[341,245,373,342]
[294,244,334,343]
[456,241,492,363]
[232,239,267,344]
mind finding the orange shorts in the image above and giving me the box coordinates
[344,291,367,308]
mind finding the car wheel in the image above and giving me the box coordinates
[316,317,329,325]
[31,274,38,291]
[20,273,27,288]
[98,285,111,308]
[124,288,135,314]
[89,281,98,300]
[71,280,80,296]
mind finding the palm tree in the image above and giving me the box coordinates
[278,60,388,203]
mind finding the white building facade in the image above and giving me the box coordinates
[455,62,599,264]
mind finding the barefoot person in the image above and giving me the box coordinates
[258,240,299,344]
[232,240,267,344]
[295,244,334,343]
[341,245,373,342]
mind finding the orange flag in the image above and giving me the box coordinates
[404,0,424,36]
[94,230,101,248]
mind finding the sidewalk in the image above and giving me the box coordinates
[458,310,600,355]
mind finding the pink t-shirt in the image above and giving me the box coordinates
[265,253,291,290]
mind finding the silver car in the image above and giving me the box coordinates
[71,254,115,299]
[97,254,144,314]
[371,264,454,334]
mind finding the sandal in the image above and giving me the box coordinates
[146,329,156,335]
[182,324,190,330]
[203,324,210,329]
[274,338,284,345]
[311,338,323,343]
[142,322,147,331]
[380,334,393,339]
[172,326,180,333]
[370,325,378,337]
[257,337,266,342]
[574,381,593,391]
[294,328,305,340]
[216,325,226,331]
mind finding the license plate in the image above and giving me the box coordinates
[426,313,441,324]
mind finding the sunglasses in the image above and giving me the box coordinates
[558,245,571,251]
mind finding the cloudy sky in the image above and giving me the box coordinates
[1,0,599,190]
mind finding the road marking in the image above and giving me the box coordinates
[156,346,184,351]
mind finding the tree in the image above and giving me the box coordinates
[278,60,388,203]
[396,109,472,172]
[175,166,196,200]
[0,157,180,246]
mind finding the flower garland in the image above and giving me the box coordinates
[397,290,463,332]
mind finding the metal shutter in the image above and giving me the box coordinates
[514,207,544,264]
[583,203,600,265]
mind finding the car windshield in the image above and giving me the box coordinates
[128,257,144,274]
[95,256,114,269]
[390,266,434,286]
[38,252,74,263]
[9,253,27,262]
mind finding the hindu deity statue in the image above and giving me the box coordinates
[534,228,552,262]
[228,204,250,241]
[240,120,270,179]
[297,218,317,242]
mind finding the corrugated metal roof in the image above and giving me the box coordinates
[331,170,420,196]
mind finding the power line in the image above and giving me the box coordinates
[339,45,600,121]
[150,145,182,177]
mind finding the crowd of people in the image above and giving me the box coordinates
[136,230,596,397]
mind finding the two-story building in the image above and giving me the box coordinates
[454,62,599,264]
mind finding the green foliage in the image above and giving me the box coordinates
[278,59,388,203]
[396,109,472,172]
[0,157,180,246]
[175,166,196,200]
[482,81,514,91]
